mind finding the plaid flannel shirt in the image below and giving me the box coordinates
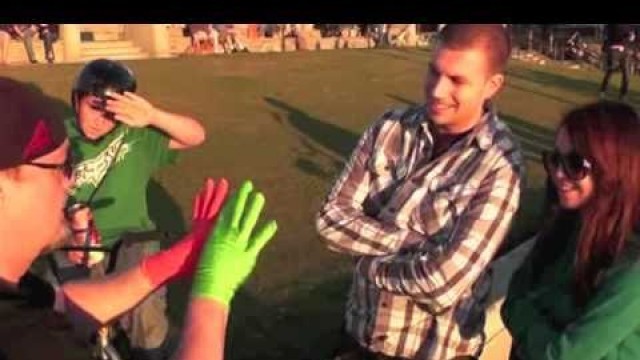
[316,105,523,359]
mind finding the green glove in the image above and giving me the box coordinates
[191,180,278,306]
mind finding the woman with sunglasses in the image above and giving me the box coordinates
[501,100,640,360]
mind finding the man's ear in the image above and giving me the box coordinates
[0,171,12,207]
[483,73,505,100]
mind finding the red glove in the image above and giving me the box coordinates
[140,178,229,287]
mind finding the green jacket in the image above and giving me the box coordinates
[502,228,640,360]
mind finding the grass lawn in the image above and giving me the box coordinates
[3,48,637,359]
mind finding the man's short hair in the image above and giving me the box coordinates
[439,24,511,74]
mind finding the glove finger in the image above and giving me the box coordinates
[239,191,265,243]
[230,180,253,230]
[208,178,229,220]
[248,220,278,256]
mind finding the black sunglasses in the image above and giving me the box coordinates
[542,150,592,181]
[26,155,74,180]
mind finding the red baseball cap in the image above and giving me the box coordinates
[0,77,67,170]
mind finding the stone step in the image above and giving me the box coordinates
[79,40,148,61]
[80,40,139,49]
[79,52,149,62]
[81,47,146,58]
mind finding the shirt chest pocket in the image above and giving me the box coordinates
[367,150,406,187]
[408,179,479,246]
[364,151,408,214]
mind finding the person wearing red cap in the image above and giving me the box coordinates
[0,77,278,360]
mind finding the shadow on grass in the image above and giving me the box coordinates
[146,179,189,324]
[264,97,359,158]
[369,48,425,63]
[147,179,188,237]
[264,97,359,181]
[507,82,578,106]
[500,113,555,163]
[508,67,600,98]
[500,185,546,257]
[496,113,553,253]
[508,66,640,101]
[227,272,352,360]
[386,93,419,107]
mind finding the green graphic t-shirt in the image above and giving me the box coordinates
[65,118,178,247]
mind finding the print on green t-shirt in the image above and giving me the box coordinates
[65,118,178,247]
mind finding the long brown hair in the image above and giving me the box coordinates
[539,101,640,306]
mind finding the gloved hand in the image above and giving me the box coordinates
[141,178,229,287]
[191,180,278,306]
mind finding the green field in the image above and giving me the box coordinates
[3,48,637,359]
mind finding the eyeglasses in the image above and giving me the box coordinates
[542,150,592,181]
[25,155,74,180]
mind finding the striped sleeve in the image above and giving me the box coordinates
[315,110,425,256]
[361,160,522,312]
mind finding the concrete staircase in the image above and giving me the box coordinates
[78,25,148,62]
[79,40,148,62]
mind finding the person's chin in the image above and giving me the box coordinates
[40,223,69,254]
[558,196,583,210]
[428,112,449,126]
[427,105,451,121]
[84,128,110,141]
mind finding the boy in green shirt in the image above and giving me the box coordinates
[64,58,206,360]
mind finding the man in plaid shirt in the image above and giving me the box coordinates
[316,24,524,360]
